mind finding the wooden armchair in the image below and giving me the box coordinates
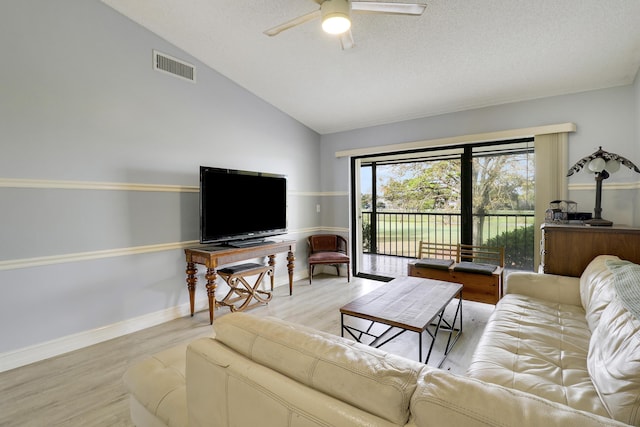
[307,234,350,284]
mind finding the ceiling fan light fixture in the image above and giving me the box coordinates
[321,0,351,35]
[322,15,351,34]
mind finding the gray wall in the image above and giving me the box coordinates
[320,79,640,230]
[0,1,320,355]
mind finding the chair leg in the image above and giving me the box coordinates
[347,262,350,282]
[309,265,314,284]
[335,264,340,277]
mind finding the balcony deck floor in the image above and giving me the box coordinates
[360,253,412,279]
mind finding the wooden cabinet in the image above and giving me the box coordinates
[540,224,640,277]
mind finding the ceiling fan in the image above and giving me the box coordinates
[264,0,427,49]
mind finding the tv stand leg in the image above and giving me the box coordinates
[287,250,295,296]
[186,262,197,316]
[268,255,276,291]
[205,268,218,325]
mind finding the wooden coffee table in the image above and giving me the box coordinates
[340,276,462,367]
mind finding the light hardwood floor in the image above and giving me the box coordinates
[0,274,495,427]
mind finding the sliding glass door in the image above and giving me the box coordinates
[352,139,535,279]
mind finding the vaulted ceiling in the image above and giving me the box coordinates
[102,0,640,134]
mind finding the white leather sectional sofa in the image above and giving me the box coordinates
[123,255,640,426]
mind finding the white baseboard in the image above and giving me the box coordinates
[0,298,209,373]
[0,273,308,373]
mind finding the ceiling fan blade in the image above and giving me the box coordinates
[264,10,321,36]
[339,29,355,50]
[352,2,426,15]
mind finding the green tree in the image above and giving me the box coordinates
[361,193,372,210]
[382,161,461,211]
[377,153,534,246]
[472,155,534,212]
[473,154,534,245]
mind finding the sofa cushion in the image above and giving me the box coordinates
[187,337,402,427]
[580,255,620,331]
[212,312,425,425]
[467,293,609,417]
[587,259,640,426]
[411,367,630,427]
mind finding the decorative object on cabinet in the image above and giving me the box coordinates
[567,146,640,226]
[545,200,591,224]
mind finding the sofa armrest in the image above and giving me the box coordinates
[410,368,628,427]
[504,271,582,306]
[122,343,188,427]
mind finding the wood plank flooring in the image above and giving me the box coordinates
[0,274,495,427]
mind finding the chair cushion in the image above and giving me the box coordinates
[453,261,497,275]
[218,262,266,274]
[414,258,454,270]
[309,251,350,264]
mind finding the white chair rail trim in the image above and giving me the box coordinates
[0,229,331,271]
[0,241,199,271]
[0,178,199,192]
[0,178,347,196]
[569,181,640,191]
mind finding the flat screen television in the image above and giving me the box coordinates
[199,166,287,245]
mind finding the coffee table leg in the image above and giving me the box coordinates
[424,312,445,364]
[443,292,463,357]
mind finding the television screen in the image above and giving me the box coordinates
[199,166,287,244]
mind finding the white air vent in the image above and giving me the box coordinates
[153,50,196,83]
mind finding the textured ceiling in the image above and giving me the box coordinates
[101,0,640,134]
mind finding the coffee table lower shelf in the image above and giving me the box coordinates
[339,276,463,367]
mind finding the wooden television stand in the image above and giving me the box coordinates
[184,239,296,324]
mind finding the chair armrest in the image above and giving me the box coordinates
[504,271,582,306]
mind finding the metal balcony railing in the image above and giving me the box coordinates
[361,211,535,270]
